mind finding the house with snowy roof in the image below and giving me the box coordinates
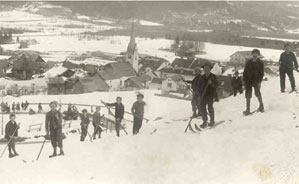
[149,77,164,90]
[124,75,152,90]
[230,51,264,64]
[97,62,137,91]
[162,75,187,94]
[71,76,110,94]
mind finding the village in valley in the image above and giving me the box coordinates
[1,2,299,184]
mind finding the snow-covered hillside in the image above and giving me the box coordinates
[1,73,299,183]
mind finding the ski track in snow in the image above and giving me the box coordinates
[1,73,299,183]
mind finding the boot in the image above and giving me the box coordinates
[243,98,251,115]
[49,148,57,158]
[191,111,198,118]
[281,89,285,93]
[12,146,18,156]
[58,148,64,156]
[208,120,215,127]
[200,122,208,129]
[258,103,264,112]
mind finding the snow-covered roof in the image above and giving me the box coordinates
[43,66,68,78]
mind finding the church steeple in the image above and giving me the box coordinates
[126,18,139,73]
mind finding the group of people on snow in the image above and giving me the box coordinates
[186,44,297,127]
[1,101,29,113]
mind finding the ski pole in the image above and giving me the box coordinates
[0,123,19,158]
[184,117,194,133]
[36,136,47,161]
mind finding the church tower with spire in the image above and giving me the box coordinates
[126,19,139,73]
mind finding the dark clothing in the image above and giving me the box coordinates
[45,110,63,148]
[198,73,218,99]
[187,74,202,115]
[92,112,102,139]
[245,84,262,99]
[131,101,146,119]
[186,74,201,92]
[115,118,122,137]
[231,76,243,96]
[5,121,18,140]
[279,52,298,90]
[106,102,124,119]
[200,97,214,123]
[80,114,90,141]
[243,59,264,86]
[279,51,298,70]
[133,117,143,135]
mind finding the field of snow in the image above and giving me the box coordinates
[139,20,163,26]
[1,74,299,183]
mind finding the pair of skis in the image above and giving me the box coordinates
[184,117,226,133]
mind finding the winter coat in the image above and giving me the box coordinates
[131,101,146,119]
[92,112,102,126]
[45,110,62,131]
[279,51,298,71]
[80,114,90,127]
[5,120,18,140]
[198,73,218,99]
[106,102,124,119]
[186,74,201,93]
[231,76,243,89]
[243,59,264,86]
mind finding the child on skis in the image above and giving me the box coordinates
[131,93,146,135]
[80,109,90,141]
[102,97,125,137]
[5,113,19,158]
[92,106,103,139]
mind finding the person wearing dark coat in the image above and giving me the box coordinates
[38,103,43,113]
[243,49,264,115]
[45,101,64,157]
[198,62,219,128]
[231,71,243,96]
[80,109,90,141]
[279,43,298,93]
[103,97,125,137]
[131,94,146,135]
[16,102,20,112]
[12,102,15,112]
[5,114,19,158]
[92,106,103,139]
[185,67,202,118]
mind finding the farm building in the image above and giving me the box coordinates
[47,77,65,95]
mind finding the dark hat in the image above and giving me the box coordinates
[201,62,213,69]
[251,49,261,55]
[137,93,144,98]
[82,109,88,113]
[9,113,16,118]
[284,43,291,48]
[49,101,58,107]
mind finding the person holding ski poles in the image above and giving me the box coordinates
[92,106,103,139]
[198,62,218,129]
[279,43,298,93]
[102,97,125,137]
[185,67,202,118]
[80,109,90,141]
[243,49,264,115]
[131,93,146,135]
[5,113,19,158]
[45,101,64,157]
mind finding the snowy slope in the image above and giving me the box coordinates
[1,73,299,183]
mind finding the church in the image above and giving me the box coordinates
[125,19,139,73]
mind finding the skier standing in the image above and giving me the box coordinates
[80,109,90,141]
[131,94,146,135]
[185,67,202,118]
[198,62,219,128]
[16,102,20,112]
[243,49,264,115]
[231,71,243,96]
[92,106,103,139]
[5,114,19,158]
[102,97,125,137]
[45,101,64,157]
[279,43,298,93]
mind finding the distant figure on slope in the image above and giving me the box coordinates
[12,102,15,112]
[231,71,243,97]
[5,114,19,158]
[92,106,103,139]
[38,103,43,113]
[279,43,298,93]
[16,102,20,112]
[102,97,125,137]
[80,109,90,141]
[185,67,202,118]
[131,94,146,135]
[243,49,264,115]
[198,62,218,129]
[21,102,24,111]
[45,101,64,157]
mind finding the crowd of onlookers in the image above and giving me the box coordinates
[1,101,30,113]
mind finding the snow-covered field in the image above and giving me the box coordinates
[1,73,299,183]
